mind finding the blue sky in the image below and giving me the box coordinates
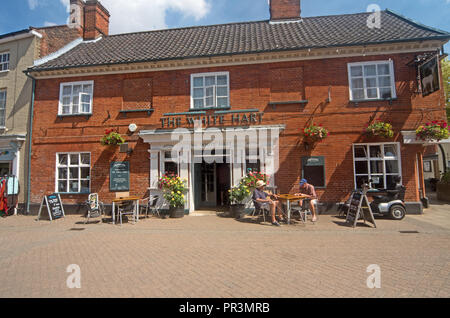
[1,0,449,52]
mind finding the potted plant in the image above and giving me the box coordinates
[100,129,126,146]
[228,183,251,218]
[303,123,329,143]
[365,120,394,138]
[158,174,187,218]
[416,120,449,142]
[437,171,450,202]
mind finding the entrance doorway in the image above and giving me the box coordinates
[194,160,230,210]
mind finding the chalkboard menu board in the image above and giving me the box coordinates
[110,162,130,192]
[346,192,362,225]
[37,193,65,221]
[346,190,376,228]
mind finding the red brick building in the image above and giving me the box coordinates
[26,0,450,214]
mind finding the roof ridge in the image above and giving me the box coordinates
[32,24,71,30]
[385,8,450,36]
[105,19,270,38]
[103,11,378,39]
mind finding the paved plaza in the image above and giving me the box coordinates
[0,200,449,298]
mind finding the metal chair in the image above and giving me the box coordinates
[118,200,137,225]
[292,199,314,223]
[252,200,270,223]
[142,195,160,218]
[84,193,105,224]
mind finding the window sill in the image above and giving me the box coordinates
[215,108,259,114]
[120,109,154,117]
[58,113,92,118]
[351,98,397,105]
[0,70,9,74]
[268,100,309,105]
[190,106,231,112]
[57,192,90,195]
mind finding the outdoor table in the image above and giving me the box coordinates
[111,197,140,225]
[277,194,309,224]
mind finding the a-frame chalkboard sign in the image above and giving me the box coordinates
[346,184,376,228]
[37,193,66,221]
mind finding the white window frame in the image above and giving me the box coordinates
[352,142,402,190]
[55,152,91,193]
[0,52,10,72]
[190,72,230,109]
[347,60,397,101]
[0,89,6,128]
[58,81,94,115]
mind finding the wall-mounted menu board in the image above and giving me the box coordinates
[110,162,130,192]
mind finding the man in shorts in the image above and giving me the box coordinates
[295,179,318,222]
[252,180,285,226]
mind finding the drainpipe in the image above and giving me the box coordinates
[24,71,35,215]
[439,144,448,173]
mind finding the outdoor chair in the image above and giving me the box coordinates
[292,199,314,223]
[118,200,137,226]
[142,195,160,218]
[252,200,270,223]
[84,193,105,224]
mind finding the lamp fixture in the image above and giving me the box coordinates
[128,123,138,133]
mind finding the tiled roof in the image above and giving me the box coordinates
[29,10,450,72]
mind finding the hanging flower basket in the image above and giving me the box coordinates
[303,124,329,142]
[365,120,394,139]
[416,120,449,142]
[100,129,125,146]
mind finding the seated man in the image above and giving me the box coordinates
[295,179,318,222]
[252,180,285,226]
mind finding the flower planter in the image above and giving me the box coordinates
[436,183,450,202]
[230,204,245,219]
[169,207,185,218]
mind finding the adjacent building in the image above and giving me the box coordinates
[26,0,450,214]
[0,0,109,213]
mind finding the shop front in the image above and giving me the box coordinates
[139,125,284,214]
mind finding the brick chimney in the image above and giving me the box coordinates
[83,0,110,40]
[269,0,301,21]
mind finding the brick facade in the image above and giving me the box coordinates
[29,51,447,208]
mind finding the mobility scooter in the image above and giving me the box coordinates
[369,176,407,220]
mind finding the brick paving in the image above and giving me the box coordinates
[0,203,449,298]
